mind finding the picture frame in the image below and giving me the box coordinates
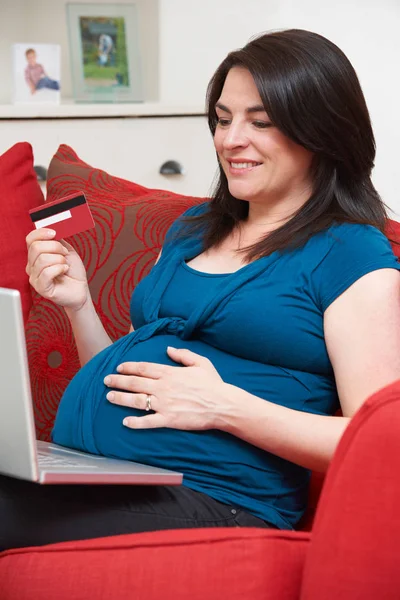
[12,43,61,105]
[66,3,146,103]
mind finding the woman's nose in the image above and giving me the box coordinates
[223,123,249,150]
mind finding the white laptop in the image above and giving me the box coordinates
[0,287,182,485]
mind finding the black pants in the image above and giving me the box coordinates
[0,475,274,551]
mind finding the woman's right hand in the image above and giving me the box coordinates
[26,229,90,311]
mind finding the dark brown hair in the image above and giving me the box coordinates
[186,29,390,260]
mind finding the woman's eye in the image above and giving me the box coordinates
[217,118,231,127]
[253,121,272,129]
[215,117,272,129]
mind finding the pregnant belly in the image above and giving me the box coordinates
[52,330,329,461]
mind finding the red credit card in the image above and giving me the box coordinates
[29,192,95,240]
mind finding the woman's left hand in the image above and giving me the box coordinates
[104,346,228,431]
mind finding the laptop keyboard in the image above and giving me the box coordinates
[37,451,97,469]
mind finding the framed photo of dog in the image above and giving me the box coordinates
[66,2,159,103]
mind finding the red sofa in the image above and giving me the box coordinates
[0,143,399,598]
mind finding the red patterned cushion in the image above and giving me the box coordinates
[385,219,400,258]
[0,143,45,323]
[26,144,204,440]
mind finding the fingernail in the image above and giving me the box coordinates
[104,376,111,385]
[167,346,177,351]
[123,418,129,426]
[46,229,56,237]
[117,364,123,373]
[106,391,114,401]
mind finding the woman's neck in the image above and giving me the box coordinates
[245,184,313,229]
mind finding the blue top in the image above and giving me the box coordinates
[52,203,400,529]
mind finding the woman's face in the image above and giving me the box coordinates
[213,67,314,208]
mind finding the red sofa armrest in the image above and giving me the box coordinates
[0,528,309,600]
[301,379,400,600]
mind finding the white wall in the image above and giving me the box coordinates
[0,0,399,213]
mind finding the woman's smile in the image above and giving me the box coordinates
[227,159,263,175]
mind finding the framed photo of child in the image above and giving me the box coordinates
[12,44,61,105]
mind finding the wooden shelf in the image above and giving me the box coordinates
[0,100,206,120]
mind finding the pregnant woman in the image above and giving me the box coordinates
[1,28,400,551]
